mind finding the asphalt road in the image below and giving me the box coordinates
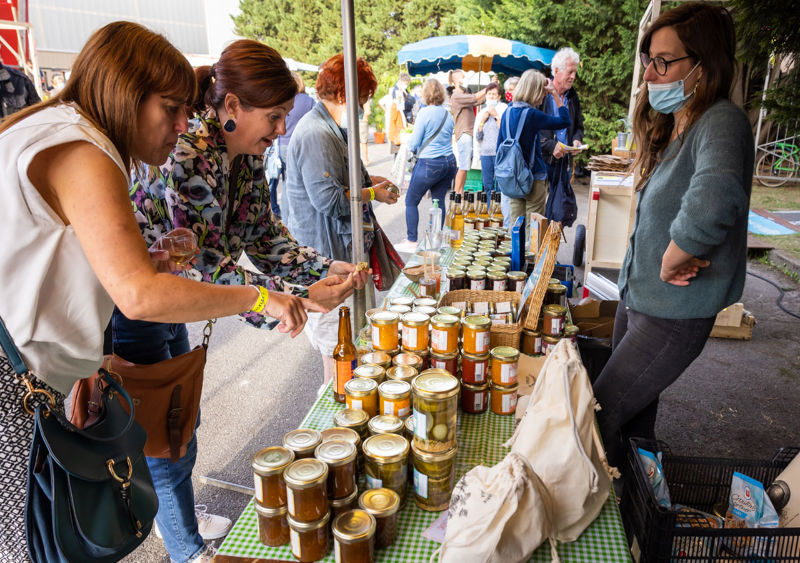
[126,140,800,562]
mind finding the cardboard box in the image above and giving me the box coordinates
[570,299,619,339]
[710,311,755,340]
[528,213,547,256]
[714,303,744,327]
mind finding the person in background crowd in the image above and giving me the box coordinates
[388,72,410,157]
[0,59,39,117]
[474,82,507,196]
[284,54,399,390]
[404,81,418,124]
[359,96,372,165]
[540,47,585,174]
[49,73,65,95]
[395,78,456,253]
[497,69,569,238]
[410,83,424,121]
[448,69,488,193]
[113,40,362,563]
[504,76,519,103]
[593,3,752,473]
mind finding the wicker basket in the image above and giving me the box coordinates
[438,289,523,349]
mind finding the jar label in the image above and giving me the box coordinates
[500,362,518,384]
[474,392,485,411]
[476,331,490,352]
[442,276,450,294]
[502,392,517,413]
[470,279,485,290]
[335,540,342,563]
[286,487,295,514]
[414,409,427,439]
[371,325,380,346]
[413,468,428,499]
[290,528,300,556]
[431,329,449,352]
[351,398,362,411]
[492,280,506,291]
[515,280,525,292]
[402,325,417,348]
[464,222,474,233]
[335,359,356,396]
[474,362,486,383]
[366,474,382,489]
[534,336,542,354]
[254,474,264,504]
[397,404,410,418]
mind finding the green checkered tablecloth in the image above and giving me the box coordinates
[217,385,631,562]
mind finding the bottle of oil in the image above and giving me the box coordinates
[450,192,464,248]
[332,306,356,403]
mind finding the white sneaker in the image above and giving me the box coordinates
[394,239,419,253]
[195,505,232,540]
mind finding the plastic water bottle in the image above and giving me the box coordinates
[428,199,443,248]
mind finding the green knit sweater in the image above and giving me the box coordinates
[618,100,753,319]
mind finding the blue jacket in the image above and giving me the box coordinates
[497,102,570,179]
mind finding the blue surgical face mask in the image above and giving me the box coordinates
[647,61,701,114]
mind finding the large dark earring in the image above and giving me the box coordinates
[223,119,236,132]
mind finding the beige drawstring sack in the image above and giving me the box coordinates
[432,452,559,563]
[505,338,619,542]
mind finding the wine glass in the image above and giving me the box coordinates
[153,228,197,277]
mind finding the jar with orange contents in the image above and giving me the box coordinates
[315,440,357,500]
[490,383,518,415]
[255,503,290,547]
[378,380,411,419]
[461,315,491,355]
[284,459,329,523]
[400,312,430,352]
[490,346,519,386]
[252,446,294,508]
[392,352,423,373]
[429,351,458,377]
[345,378,378,417]
[353,363,386,386]
[370,311,399,351]
[430,314,460,355]
[460,351,489,384]
[282,428,322,460]
[288,511,330,562]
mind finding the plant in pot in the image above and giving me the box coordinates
[615,116,632,150]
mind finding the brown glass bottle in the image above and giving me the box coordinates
[333,306,357,403]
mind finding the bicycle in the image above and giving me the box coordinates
[755,139,799,187]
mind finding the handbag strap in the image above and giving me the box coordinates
[0,314,29,376]
[414,111,448,157]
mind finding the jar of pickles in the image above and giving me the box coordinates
[288,511,330,563]
[487,271,506,291]
[358,488,400,549]
[368,414,404,436]
[430,314,460,355]
[461,316,491,355]
[333,408,370,442]
[490,346,519,387]
[429,351,458,377]
[353,363,386,386]
[461,382,489,414]
[542,304,567,336]
[466,269,486,290]
[392,352,423,373]
[282,428,322,460]
[378,380,411,419]
[370,311,399,351]
[460,351,489,384]
[490,383,518,415]
[255,503,290,547]
[412,370,459,454]
[362,434,410,505]
[386,365,417,385]
[400,312,430,352]
[314,440,357,500]
[345,377,378,417]
[333,509,376,563]
[359,351,391,370]
[330,488,359,520]
[252,446,294,508]
[506,271,527,293]
[284,458,329,523]
[412,443,458,511]
[521,328,542,356]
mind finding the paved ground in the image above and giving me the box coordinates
[126,139,800,562]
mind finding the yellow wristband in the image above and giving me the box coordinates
[369,187,376,201]
[250,286,269,314]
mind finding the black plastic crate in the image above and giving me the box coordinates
[621,438,800,562]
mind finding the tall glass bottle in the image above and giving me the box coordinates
[333,306,356,403]
[450,193,464,249]
[477,192,490,228]
[443,191,456,245]
[465,192,477,220]
[490,192,504,228]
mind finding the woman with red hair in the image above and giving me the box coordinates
[284,54,399,388]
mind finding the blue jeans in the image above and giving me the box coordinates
[592,296,715,470]
[480,155,496,194]
[405,154,456,242]
[111,309,205,563]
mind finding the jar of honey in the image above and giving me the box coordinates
[368,414,404,436]
[430,314,460,355]
[287,511,330,562]
[320,428,361,458]
[412,443,458,511]
[362,434,410,506]
[542,335,561,355]
[370,311,399,351]
[461,382,489,414]
[255,503,290,547]
[332,509,376,563]
[378,380,411,419]
[429,350,458,378]
[490,383,518,415]
[444,268,465,292]
[386,365,417,385]
[564,323,579,345]
[252,446,294,508]
[358,488,400,548]
[521,328,542,356]
[412,370,459,454]
[284,458,329,523]
[359,351,391,370]
[333,408,370,443]
[460,351,489,384]
[314,440,357,500]
[466,269,486,290]
[282,428,322,460]
[345,377,378,418]
[461,315,491,355]
[353,363,386,386]
[392,352,423,373]
[542,304,567,336]
[330,488,358,520]
[487,271,507,291]
[400,312,430,352]
[506,271,527,293]
[490,346,519,386]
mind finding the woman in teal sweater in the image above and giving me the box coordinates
[593,3,753,470]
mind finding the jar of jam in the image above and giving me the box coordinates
[542,335,561,355]
[368,414,404,436]
[283,428,322,460]
[490,383,518,415]
[487,271,507,291]
[430,314,460,355]
[386,365,417,385]
[521,328,542,356]
[392,352,423,373]
[545,281,567,307]
[388,305,411,336]
[461,315,491,355]
[345,377,378,417]
[288,511,330,562]
[412,443,458,511]
[378,380,411,418]
[473,250,491,260]
[362,434,410,506]
[353,363,386,386]
[444,268,465,292]
[413,297,437,309]
[460,351,489,384]
[330,488,358,520]
[359,351,391,370]
[314,440,357,500]
[332,509,376,563]
[370,311,399,351]
[466,269,486,290]
[429,351,458,378]
[542,304,567,336]
[320,427,360,453]
[564,323,579,345]
[284,458,329,523]
[490,262,510,273]
[506,271,527,293]
[255,503,290,547]
[358,488,400,549]
[490,346,519,386]
[252,446,294,508]
[414,305,437,318]
[412,370,459,454]
[333,408,370,443]
[461,382,489,414]
[400,312,430,352]
[390,296,414,308]
[437,306,462,317]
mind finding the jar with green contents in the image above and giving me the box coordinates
[412,443,458,511]
[411,369,459,453]
[362,434,410,506]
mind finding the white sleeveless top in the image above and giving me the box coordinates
[0,104,128,393]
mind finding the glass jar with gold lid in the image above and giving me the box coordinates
[378,380,411,419]
[386,365,417,385]
[564,323,579,344]
[358,488,400,548]
[542,304,567,336]
[353,363,385,386]
[321,427,360,449]
[400,312,430,352]
[392,352,423,372]
[430,314,460,355]
[487,270,507,291]
[287,511,330,562]
[368,414,404,436]
[333,408,370,442]
[359,351,391,370]
[389,296,413,308]
[412,443,458,511]
[461,315,491,355]
[466,268,486,290]
[255,503,290,547]
[282,428,322,460]
[411,369,459,454]
[345,377,378,417]
[332,509,376,563]
[330,488,358,520]
[370,311,399,351]
[506,271,527,293]
[490,383,518,415]
[429,350,458,378]
[362,433,409,506]
[252,446,294,508]
[490,346,520,387]
[284,458,329,523]
[545,281,567,307]
[314,440,357,500]
[413,297,437,308]
[521,328,542,356]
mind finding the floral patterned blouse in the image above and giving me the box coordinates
[130,109,332,329]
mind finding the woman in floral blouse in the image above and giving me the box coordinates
[112,41,366,563]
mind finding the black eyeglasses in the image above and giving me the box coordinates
[639,52,693,76]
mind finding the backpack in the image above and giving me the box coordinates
[495,107,536,198]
